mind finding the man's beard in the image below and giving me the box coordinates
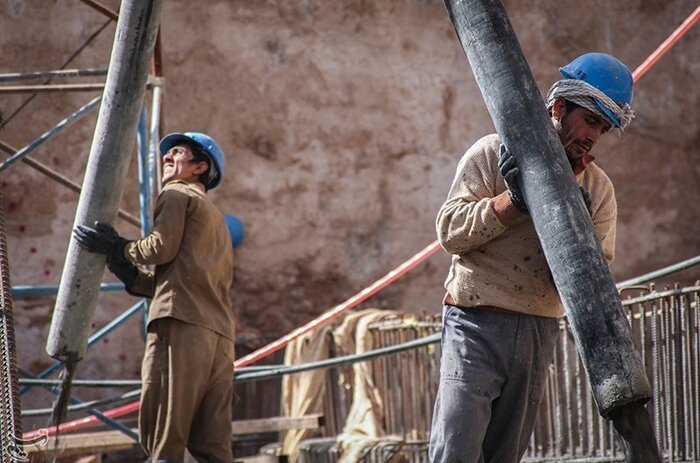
[554,119,576,161]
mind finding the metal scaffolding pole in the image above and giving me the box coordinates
[47,0,163,363]
[0,83,105,94]
[0,68,107,83]
[0,96,101,174]
[24,300,145,395]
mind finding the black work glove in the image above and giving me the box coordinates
[73,221,131,264]
[497,143,528,213]
[580,186,593,217]
[106,258,138,288]
[73,221,137,287]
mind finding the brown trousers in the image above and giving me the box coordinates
[139,317,235,463]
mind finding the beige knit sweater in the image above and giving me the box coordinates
[437,134,617,318]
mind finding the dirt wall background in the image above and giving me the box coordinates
[1,0,698,416]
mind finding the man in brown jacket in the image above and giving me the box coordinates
[74,132,235,463]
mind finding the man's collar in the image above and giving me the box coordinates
[164,179,206,193]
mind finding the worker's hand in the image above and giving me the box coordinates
[580,186,592,216]
[73,221,130,263]
[106,258,138,288]
[497,143,528,213]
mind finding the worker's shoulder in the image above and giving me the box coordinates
[460,133,500,160]
[471,133,500,151]
[582,162,615,194]
[584,161,612,183]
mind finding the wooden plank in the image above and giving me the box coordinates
[234,456,279,463]
[231,414,324,434]
[26,429,137,460]
[25,415,323,458]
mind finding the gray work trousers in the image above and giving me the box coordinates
[429,304,560,463]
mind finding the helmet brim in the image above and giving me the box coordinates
[592,99,622,129]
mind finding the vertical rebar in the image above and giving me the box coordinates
[562,327,573,454]
[670,289,679,459]
[0,188,23,462]
[691,288,700,459]
[662,295,673,458]
[552,341,562,458]
[575,330,584,455]
[650,295,663,457]
[692,290,700,459]
[680,292,691,459]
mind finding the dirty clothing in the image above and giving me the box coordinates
[140,318,235,463]
[124,180,235,462]
[430,134,617,462]
[429,305,559,463]
[125,180,236,341]
[436,134,616,318]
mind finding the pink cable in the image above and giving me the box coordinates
[23,402,140,440]
[23,3,700,441]
[632,6,699,83]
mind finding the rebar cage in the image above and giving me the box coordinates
[299,284,700,462]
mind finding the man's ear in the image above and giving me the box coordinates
[193,161,209,176]
[551,98,567,122]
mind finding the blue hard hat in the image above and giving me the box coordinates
[159,132,225,189]
[559,53,634,128]
[225,214,245,248]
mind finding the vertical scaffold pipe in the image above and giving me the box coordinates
[47,0,163,362]
[442,0,658,455]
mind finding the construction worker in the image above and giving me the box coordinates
[73,132,236,463]
[429,53,635,463]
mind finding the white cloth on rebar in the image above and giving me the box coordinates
[280,327,332,463]
[334,309,395,463]
[546,79,634,131]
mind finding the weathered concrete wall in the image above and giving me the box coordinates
[1,0,698,415]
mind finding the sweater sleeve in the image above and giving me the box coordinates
[436,136,508,255]
[125,185,189,266]
[592,182,617,264]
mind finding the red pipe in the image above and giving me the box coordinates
[632,6,699,82]
[234,240,442,368]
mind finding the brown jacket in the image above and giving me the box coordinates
[124,180,236,341]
